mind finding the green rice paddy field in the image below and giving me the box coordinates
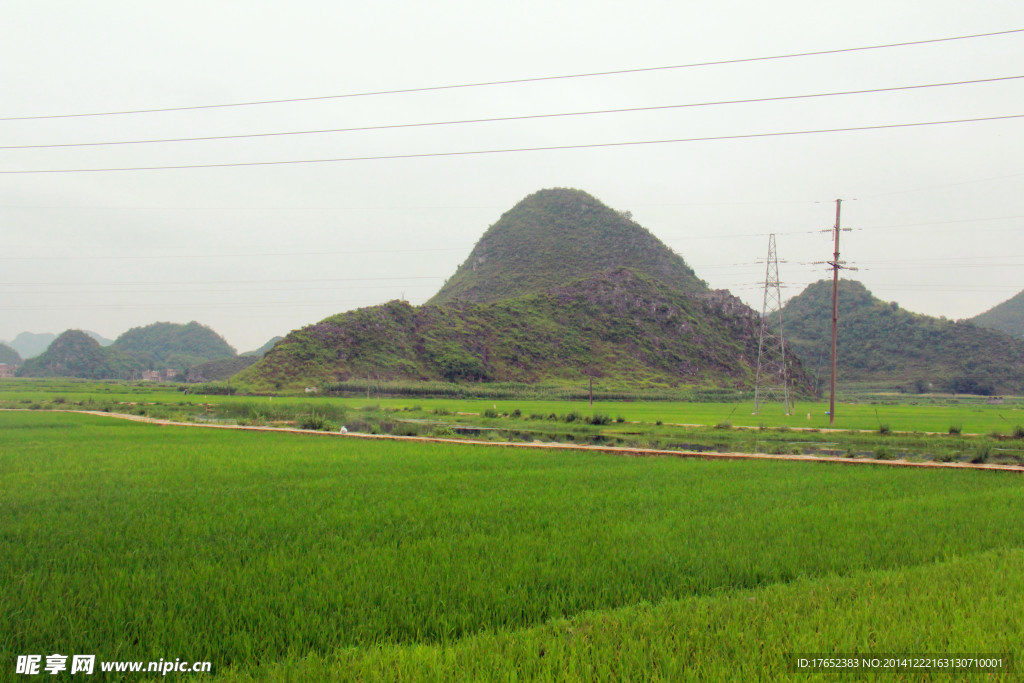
[2,408,1023,680]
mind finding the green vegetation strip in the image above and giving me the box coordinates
[2,411,1023,680]
[4,380,1024,466]
[4,378,1024,434]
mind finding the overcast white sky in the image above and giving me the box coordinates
[2,0,1023,352]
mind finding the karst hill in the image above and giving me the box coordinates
[237,188,809,392]
[429,188,707,304]
[782,279,1024,394]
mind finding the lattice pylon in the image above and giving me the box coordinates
[754,234,791,414]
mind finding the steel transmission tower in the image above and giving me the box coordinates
[754,234,791,414]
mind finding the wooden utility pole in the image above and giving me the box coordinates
[828,199,842,426]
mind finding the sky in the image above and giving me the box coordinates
[2,0,1023,352]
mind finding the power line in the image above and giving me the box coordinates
[2,184,1020,214]
[668,214,1024,242]
[0,248,464,261]
[847,283,1024,291]
[858,258,1024,268]
[3,113,1022,174]
[2,28,1020,121]
[0,284,442,296]
[861,171,1024,197]
[4,219,1020,267]
[5,75,1022,150]
[0,204,502,211]
[0,301,410,311]
[857,214,1024,230]
[4,261,1020,289]
[861,254,1024,263]
[0,276,443,286]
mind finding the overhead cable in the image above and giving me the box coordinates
[2,28,1021,121]
[4,75,1022,150]
[3,113,1022,174]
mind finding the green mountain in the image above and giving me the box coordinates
[238,188,810,393]
[16,330,141,379]
[111,321,236,373]
[238,268,808,392]
[0,342,22,366]
[11,322,236,380]
[234,188,823,395]
[972,290,1024,339]
[782,279,1024,395]
[429,188,706,305]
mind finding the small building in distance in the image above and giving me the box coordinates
[141,369,178,381]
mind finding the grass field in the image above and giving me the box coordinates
[2,410,1022,680]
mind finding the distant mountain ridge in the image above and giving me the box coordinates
[15,321,240,380]
[242,336,283,357]
[6,330,112,359]
[17,330,141,379]
[7,332,57,359]
[972,289,1024,339]
[782,279,1024,394]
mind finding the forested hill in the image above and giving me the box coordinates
[972,289,1024,339]
[238,187,817,393]
[782,279,1024,394]
[111,321,236,372]
[16,330,142,379]
[236,268,810,393]
[0,342,22,366]
[429,188,706,305]
[13,323,245,380]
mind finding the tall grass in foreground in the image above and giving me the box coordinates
[1,411,1023,679]
[214,548,1024,682]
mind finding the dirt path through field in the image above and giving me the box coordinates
[12,409,1022,473]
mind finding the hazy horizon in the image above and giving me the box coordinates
[4,1,1023,351]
